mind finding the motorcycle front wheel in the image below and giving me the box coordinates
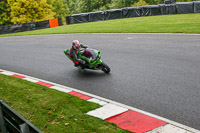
[99,62,111,73]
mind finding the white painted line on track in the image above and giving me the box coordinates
[23,77,39,83]
[50,86,72,93]
[87,98,108,106]
[1,71,14,76]
[147,124,193,133]
[87,103,128,120]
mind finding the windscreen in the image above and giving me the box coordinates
[82,49,98,60]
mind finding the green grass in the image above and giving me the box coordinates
[0,13,200,37]
[0,74,131,133]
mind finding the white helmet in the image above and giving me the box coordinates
[72,40,81,50]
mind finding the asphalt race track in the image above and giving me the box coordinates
[0,33,200,130]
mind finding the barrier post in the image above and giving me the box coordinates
[0,100,7,133]
[20,123,31,133]
[66,16,71,24]
[49,18,59,28]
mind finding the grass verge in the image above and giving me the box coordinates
[0,13,200,37]
[0,74,130,133]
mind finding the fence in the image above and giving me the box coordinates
[0,100,42,133]
[0,18,62,35]
[66,1,200,24]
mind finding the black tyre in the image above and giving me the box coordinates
[100,62,111,73]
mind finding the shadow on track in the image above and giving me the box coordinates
[70,69,111,79]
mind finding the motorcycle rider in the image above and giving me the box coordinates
[64,40,88,67]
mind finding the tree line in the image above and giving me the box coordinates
[0,0,195,26]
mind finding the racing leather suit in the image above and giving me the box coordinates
[68,43,88,66]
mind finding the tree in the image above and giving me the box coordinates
[74,0,92,13]
[90,0,111,11]
[0,0,12,25]
[132,0,149,7]
[64,0,112,14]
[63,0,76,15]
[109,0,123,9]
[47,0,69,21]
[7,0,55,24]
[109,0,135,9]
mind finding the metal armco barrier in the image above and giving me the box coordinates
[0,100,42,133]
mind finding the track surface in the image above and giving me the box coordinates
[0,34,200,130]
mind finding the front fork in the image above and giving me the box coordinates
[96,60,103,70]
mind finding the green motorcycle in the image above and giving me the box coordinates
[64,48,111,73]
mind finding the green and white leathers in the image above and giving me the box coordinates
[64,48,111,73]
